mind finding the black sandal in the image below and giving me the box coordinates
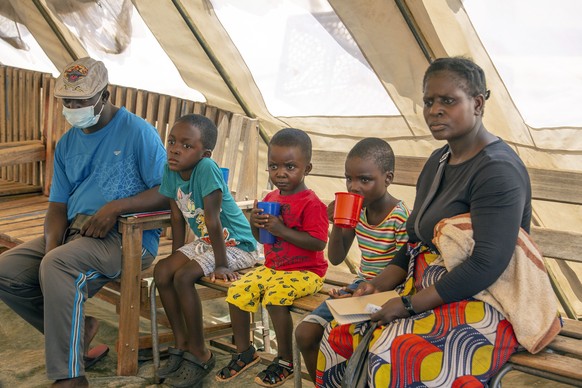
[254,357,294,387]
[215,344,260,382]
[157,347,184,378]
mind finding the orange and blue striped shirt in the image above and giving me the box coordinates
[355,201,410,280]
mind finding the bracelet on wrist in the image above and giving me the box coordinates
[401,295,417,316]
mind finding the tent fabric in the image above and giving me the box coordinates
[2,1,580,160]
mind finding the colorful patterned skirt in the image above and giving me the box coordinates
[316,245,519,387]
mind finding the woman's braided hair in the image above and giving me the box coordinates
[423,56,490,100]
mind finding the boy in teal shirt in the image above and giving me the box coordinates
[155,114,258,387]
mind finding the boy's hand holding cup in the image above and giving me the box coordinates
[256,201,281,244]
[333,192,364,228]
[326,201,335,223]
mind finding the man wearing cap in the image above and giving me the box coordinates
[0,57,168,387]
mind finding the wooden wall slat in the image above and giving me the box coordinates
[166,97,181,146]
[223,114,243,173]
[156,95,170,142]
[22,70,30,184]
[204,105,217,123]
[109,85,117,105]
[135,90,148,118]
[31,72,42,186]
[193,102,204,115]
[213,115,230,166]
[180,100,194,115]
[236,117,259,201]
[0,67,5,178]
[6,67,15,181]
[531,227,582,264]
[0,67,6,142]
[43,76,57,195]
[529,168,582,205]
[145,92,158,125]
[125,88,136,114]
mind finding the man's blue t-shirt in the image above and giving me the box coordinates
[159,157,256,253]
[49,107,166,256]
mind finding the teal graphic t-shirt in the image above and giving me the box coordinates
[159,157,256,253]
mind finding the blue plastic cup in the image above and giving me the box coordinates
[257,201,281,244]
[220,167,230,185]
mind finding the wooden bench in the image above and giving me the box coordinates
[490,318,582,387]
[0,66,52,197]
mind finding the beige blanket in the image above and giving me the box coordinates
[432,213,561,354]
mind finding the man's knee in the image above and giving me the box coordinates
[0,251,41,290]
[38,252,64,276]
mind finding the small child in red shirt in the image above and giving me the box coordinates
[216,128,328,386]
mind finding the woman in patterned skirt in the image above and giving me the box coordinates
[316,56,532,387]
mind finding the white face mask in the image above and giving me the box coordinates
[62,93,105,129]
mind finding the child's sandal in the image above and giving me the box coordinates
[254,357,294,387]
[215,344,260,382]
[156,347,184,378]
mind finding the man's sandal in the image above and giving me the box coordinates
[215,344,260,382]
[84,344,109,369]
[164,351,216,388]
[254,357,293,387]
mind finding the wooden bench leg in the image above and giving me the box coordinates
[260,305,271,353]
[150,281,162,383]
[117,222,144,375]
[292,321,303,388]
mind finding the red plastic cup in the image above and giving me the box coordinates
[333,192,364,228]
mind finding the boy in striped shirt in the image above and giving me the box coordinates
[294,137,410,382]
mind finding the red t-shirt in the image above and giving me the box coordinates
[262,189,328,278]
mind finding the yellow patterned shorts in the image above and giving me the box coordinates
[226,265,323,313]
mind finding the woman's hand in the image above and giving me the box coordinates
[352,281,378,297]
[209,266,240,282]
[370,296,409,325]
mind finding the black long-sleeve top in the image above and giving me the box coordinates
[391,139,532,303]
